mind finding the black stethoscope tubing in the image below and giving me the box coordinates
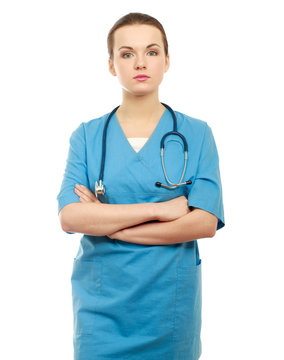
[96,103,191,196]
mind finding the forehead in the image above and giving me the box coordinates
[113,24,163,49]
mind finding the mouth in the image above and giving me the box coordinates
[133,74,150,81]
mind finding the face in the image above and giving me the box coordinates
[108,24,170,96]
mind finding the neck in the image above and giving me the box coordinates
[117,89,165,124]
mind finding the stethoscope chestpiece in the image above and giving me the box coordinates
[155,180,192,189]
[95,180,105,197]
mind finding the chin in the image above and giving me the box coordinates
[123,85,158,97]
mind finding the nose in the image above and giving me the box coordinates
[134,54,147,70]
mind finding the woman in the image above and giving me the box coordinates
[57,12,225,360]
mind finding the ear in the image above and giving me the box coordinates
[164,54,170,73]
[108,58,117,76]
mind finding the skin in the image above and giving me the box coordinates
[73,184,190,240]
[108,24,170,127]
[69,24,218,243]
[74,184,149,239]
[108,24,169,96]
[74,185,217,243]
[74,24,172,239]
[74,184,128,239]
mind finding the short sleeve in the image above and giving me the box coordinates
[187,123,225,230]
[56,122,90,233]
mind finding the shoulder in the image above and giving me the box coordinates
[175,109,208,128]
[71,111,111,141]
[81,112,109,132]
[174,109,209,140]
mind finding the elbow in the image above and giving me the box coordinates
[59,204,75,233]
[61,222,72,233]
[59,214,72,233]
[204,215,218,238]
[207,226,217,238]
[199,213,217,238]
[58,202,102,236]
[193,209,218,239]
[207,217,218,238]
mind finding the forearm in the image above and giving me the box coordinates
[60,202,157,236]
[112,208,218,245]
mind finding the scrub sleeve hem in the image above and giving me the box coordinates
[188,199,225,231]
[57,196,79,215]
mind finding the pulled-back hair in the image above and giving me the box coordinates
[107,12,168,60]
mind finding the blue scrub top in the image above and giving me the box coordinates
[57,107,225,360]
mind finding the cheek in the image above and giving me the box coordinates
[116,62,130,80]
[153,62,166,81]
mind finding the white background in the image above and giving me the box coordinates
[1,0,283,359]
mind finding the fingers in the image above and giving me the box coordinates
[74,184,101,203]
[74,187,91,202]
[75,184,96,199]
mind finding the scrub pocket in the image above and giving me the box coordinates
[172,260,202,354]
[71,258,102,336]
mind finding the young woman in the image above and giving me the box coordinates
[57,12,225,360]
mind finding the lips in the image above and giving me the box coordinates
[134,74,150,81]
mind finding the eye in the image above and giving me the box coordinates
[148,50,158,56]
[122,52,133,58]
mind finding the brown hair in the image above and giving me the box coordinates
[107,12,168,60]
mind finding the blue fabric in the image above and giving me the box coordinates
[187,123,225,230]
[56,107,225,359]
[57,123,90,234]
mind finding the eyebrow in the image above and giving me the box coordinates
[118,43,161,51]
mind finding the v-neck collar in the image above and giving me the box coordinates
[113,107,170,156]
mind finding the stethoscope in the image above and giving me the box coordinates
[95,103,192,197]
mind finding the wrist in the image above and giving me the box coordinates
[150,202,161,221]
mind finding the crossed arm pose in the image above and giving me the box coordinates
[59,184,217,246]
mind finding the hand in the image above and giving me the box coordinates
[156,195,190,222]
[74,184,125,240]
[74,184,102,204]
